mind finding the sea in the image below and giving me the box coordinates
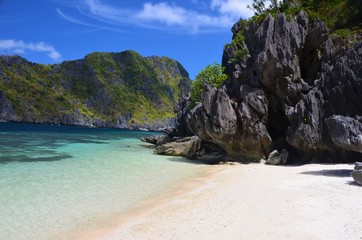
[0,122,209,240]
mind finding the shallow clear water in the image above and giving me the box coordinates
[0,123,207,240]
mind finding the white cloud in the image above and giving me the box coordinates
[211,0,254,19]
[134,2,240,33]
[136,2,187,26]
[0,39,61,60]
[58,0,255,34]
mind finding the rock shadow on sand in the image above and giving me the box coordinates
[346,181,362,187]
[301,169,352,178]
[166,157,220,165]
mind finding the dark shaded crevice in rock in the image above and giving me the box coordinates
[266,95,289,140]
[170,94,194,137]
[222,44,236,83]
[196,141,227,163]
[299,19,329,85]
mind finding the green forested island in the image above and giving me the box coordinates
[0,50,191,129]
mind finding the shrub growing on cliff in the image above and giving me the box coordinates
[191,63,228,104]
[227,19,250,63]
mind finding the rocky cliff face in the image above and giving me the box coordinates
[184,11,362,163]
[0,51,191,130]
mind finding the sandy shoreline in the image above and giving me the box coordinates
[82,163,361,240]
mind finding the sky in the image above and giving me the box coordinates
[0,0,255,79]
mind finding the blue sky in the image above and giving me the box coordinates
[0,0,254,79]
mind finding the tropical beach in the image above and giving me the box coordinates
[1,0,361,239]
[82,163,362,240]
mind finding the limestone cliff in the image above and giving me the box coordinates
[0,50,191,130]
[182,11,361,163]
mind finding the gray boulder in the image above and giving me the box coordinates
[352,162,362,185]
[325,115,362,153]
[155,136,201,158]
[266,149,289,165]
[355,162,362,170]
[140,135,170,145]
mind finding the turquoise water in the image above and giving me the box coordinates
[0,123,207,240]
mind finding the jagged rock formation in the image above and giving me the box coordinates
[183,11,361,163]
[187,84,271,161]
[0,51,191,130]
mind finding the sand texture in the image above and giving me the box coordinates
[94,163,361,240]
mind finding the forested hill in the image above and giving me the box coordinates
[0,50,191,129]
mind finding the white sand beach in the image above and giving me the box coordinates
[85,163,361,240]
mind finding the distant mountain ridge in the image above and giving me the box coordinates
[0,50,191,130]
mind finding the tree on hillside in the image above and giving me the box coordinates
[248,0,301,15]
[247,0,267,15]
[191,63,228,104]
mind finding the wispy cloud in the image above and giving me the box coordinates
[56,8,91,27]
[56,8,110,30]
[0,39,61,60]
[57,0,254,34]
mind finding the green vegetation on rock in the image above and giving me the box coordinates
[226,0,361,62]
[0,51,191,129]
[190,63,228,105]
